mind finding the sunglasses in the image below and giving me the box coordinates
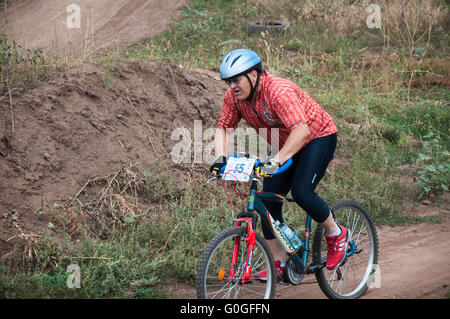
[224,75,244,86]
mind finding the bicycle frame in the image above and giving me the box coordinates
[230,178,314,283]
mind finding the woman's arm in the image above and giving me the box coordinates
[273,123,310,165]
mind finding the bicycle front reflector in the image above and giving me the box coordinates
[218,268,225,281]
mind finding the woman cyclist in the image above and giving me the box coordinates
[209,49,349,282]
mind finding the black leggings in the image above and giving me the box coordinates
[261,133,337,240]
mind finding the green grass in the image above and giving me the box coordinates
[0,165,233,298]
[133,0,448,217]
[1,0,448,298]
[0,33,47,94]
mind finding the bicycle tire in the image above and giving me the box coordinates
[312,200,379,299]
[196,226,276,299]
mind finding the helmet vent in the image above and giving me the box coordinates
[230,55,242,68]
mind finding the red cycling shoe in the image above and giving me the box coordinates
[254,260,287,284]
[326,225,350,270]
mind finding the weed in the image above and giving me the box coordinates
[379,0,448,56]
[101,53,116,91]
[0,33,47,94]
[416,132,450,199]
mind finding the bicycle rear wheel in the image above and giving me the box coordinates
[196,226,276,299]
[312,200,379,299]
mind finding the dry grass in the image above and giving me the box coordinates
[63,162,146,235]
[284,0,373,37]
[3,210,42,266]
[256,0,448,55]
[407,56,450,88]
[50,206,82,239]
[379,0,448,55]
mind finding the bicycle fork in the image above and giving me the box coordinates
[229,216,256,284]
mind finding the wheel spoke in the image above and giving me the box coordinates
[197,227,275,299]
[314,201,379,299]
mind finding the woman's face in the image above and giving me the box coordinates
[226,70,258,100]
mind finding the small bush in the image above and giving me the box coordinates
[380,0,448,56]
[0,33,47,94]
[416,132,450,199]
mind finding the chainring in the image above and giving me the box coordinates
[286,259,305,285]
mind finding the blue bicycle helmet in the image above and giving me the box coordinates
[220,49,262,80]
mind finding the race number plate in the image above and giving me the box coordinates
[223,157,256,182]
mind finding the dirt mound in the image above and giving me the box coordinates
[1,0,191,56]
[0,59,227,256]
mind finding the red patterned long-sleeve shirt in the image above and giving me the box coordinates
[217,71,337,149]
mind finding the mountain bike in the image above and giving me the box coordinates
[196,153,379,299]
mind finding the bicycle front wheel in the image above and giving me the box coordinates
[196,226,276,299]
[312,200,379,299]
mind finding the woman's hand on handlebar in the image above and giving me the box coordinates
[209,155,227,176]
[256,157,281,178]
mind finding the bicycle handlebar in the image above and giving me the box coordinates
[218,154,293,177]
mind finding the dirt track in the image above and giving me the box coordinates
[170,217,450,299]
[278,220,450,299]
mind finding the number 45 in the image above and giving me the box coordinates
[234,163,245,172]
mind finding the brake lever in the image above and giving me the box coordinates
[206,175,221,184]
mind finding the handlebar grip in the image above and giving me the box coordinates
[217,154,238,173]
[272,158,292,175]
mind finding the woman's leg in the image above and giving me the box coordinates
[289,134,350,269]
[289,134,338,229]
[260,163,294,263]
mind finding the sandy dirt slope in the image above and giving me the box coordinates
[0,59,227,259]
[1,0,191,56]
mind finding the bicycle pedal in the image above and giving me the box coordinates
[277,279,289,286]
